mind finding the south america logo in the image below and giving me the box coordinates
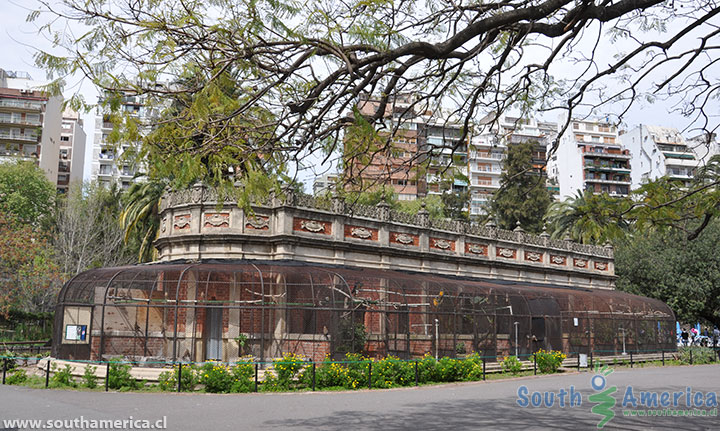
[588,363,617,428]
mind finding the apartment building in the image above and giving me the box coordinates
[0,69,62,183]
[549,117,631,199]
[57,109,86,193]
[621,125,700,188]
[90,93,147,189]
[468,115,557,216]
[312,172,339,196]
[688,132,720,166]
[346,93,467,201]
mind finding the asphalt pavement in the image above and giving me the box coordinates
[1,364,719,430]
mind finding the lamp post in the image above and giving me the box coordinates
[434,319,439,360]
[514,322,520,357]
[620,327,627,355]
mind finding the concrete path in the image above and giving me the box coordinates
[1,364,719,430]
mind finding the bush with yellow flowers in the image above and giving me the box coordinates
[534,349,566,374]
[500,355,523,375]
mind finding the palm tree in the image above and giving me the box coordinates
[545,190,629,245]
[120,180,166,262]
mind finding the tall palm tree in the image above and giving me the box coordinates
[545,190,629,245]
[120,180,166,262]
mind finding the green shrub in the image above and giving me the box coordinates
[50,364,75,388]
[82,365,98,389]
[416,354,437,383]
[371,356,413,388]
[230,361,254,393]
[158,364,197,392]
[435,357,460,382]
[107,361,139,390]
[199,362,234,393]
[459,353,486,380]
[272,352,306,390]
[679,346,717,365]
[312,356,349,389]
[343,353,369,389]
[535,350,566,373]
[501,355,523,374]
[6,368,27,385]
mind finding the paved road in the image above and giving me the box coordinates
[1,364,719,430]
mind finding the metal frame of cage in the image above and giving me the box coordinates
[52,261,676,364]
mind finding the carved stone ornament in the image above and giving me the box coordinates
[595,262,608,270]
[468,245,486,255]
[574,259,587,268]
[301,220,325,233]
[350,227,372,239]
[173,215,191,230]
[246,216,269,230]
[395,233,414,245]
[498,248,515,258]
[433,239,452,250]
[161,217,167,233]
[551,255,565,265]
[205,213,229,227]
[526,252,542,262]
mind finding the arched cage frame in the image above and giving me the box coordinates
[53,261,675,364]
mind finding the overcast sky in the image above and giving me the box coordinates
[1,0,716,188]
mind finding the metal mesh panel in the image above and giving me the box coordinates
[53,261,676,363]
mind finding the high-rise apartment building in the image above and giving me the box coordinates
[0,69,62,182]
[621,125,700,188]
[468,114,557,216]
[90,93,147,189]
[57,109,86,193]
[688,132,720,167]
[346,93,467,201]
[549,117,631,199]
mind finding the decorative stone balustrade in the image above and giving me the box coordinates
[156,184,616,289]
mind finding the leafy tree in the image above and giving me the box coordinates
[616,219,720,328]
[32,0,720,226]
[545,190,629,245]
[0,161,55,228]
[120,180,166,263]
[490,142,552,233]
[440,190,470,221]
[54,182,132,277]
[0,212,61,317]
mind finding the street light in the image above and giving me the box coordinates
[513,322,520,357]
[434,318,439,360]
[620,326,627,355]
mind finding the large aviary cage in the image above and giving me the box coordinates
[54,261,675,364]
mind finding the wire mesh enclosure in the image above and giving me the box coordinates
[53,260,675,364]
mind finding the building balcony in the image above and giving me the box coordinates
[0,131,39,143]
[471,152,504,161]
[0,99,43,111]
[584,164,631,174]
[585,177,631,185]
[0,115,41,127]
[582,151,631,160]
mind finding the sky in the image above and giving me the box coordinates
[1,0,717,189]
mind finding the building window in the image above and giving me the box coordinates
[61,136,70,141]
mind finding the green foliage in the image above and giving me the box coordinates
[678,347,718,365]
[158,364,197,392]
[545,190,629,244]
[534,350,566,374]
[417,354,438,383]
[50,364,75,388]
[343,353,370,389]
[311,356,350,388]
[0,212,61,317]
[199,362,234,393]
[267,353,306,390]
[82,365,98,389]
[434,357,461,382]
[107,361,139,390]
[335,321,367,355]
[6,368,27,385]
[120,180,166,263]
[230,361,255,393]
[501,355,523,374]
[370,356,413,388]
[490,142,552,233]
[615,219,720,328]
[0,161,55,227]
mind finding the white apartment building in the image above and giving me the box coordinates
[57,109,86,193]
[621,125,700,188]
[468,115,557,216]
[312,172,339,196]
[424,117,468,198]
[688,132,720,166]
[90,94,148,189]
[549,117,631,199]
[0,69,62,183]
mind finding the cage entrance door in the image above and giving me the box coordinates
[205,307,223,360]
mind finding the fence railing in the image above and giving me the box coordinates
[2,347,717,393]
